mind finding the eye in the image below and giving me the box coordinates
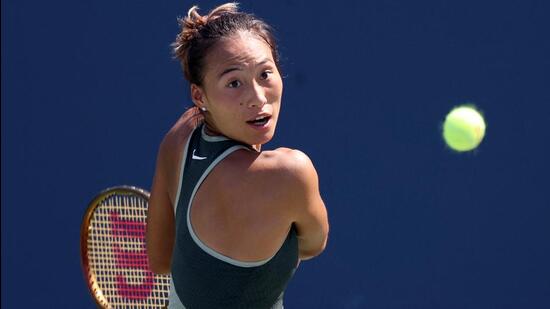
[227,80,241,88]
[260,70,272,80]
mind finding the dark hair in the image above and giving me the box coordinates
[172,3,280,86]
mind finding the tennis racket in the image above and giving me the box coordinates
[80,186,171,308]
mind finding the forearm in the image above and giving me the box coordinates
[146,188,175,274]
[146,222,174,274]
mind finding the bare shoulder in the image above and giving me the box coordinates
[261,148,327,259]
[263,148,318,184]
[221,147,319,201]
[214,146,327,260]
[227,147,316,178]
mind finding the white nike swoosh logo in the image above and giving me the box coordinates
[192,149,207,160]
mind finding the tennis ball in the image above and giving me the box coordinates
[442,105,486,152]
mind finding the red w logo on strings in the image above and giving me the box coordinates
[110,211,154,300]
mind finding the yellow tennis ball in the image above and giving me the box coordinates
[443,105,486,152]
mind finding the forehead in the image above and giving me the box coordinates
[203,32,274,75]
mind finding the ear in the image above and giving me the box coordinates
[190,84,207,109]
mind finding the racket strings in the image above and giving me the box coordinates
[86,192,170,308]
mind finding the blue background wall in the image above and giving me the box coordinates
[2,0,549,307]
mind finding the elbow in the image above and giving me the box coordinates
[298,236,328,261]
[298,246,325,261]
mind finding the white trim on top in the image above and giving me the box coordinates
[186,145,277,268]
[173,127,194,213]
[201,124,229,142]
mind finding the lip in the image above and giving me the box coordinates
[246,115,272,130]
[246,113,272,122]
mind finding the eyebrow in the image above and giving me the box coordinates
[217,58,274,79]
[218,67,241,78]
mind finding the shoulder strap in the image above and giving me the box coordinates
[174,124,249,229]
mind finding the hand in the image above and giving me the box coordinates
[179,106,204,128]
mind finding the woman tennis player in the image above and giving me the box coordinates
[146,3,329,308]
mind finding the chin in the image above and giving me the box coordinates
[248,131,274,146]
[242,121,277,146]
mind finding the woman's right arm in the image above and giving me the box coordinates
[147,108,202,274]
[146,138,176,274]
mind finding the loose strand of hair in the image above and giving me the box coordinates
[206,2,239,21]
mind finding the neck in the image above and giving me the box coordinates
[203,123,221,136]
[203,123,261,152]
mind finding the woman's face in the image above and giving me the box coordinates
[191,31,283,148]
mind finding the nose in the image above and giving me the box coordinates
[247,81,267,108]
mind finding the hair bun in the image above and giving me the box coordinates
[177,6,206,44]
[186,5,208,29]
[174,3,240,52]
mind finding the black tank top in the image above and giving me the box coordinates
[169,124,298,309]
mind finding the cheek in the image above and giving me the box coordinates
[271,78,283,99]
[269,86,283,108]
[209,93,243,123]
[209,88,241,108]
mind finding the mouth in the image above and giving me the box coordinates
[246,115,272,127]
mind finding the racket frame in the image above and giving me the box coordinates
[80,185,156,308]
